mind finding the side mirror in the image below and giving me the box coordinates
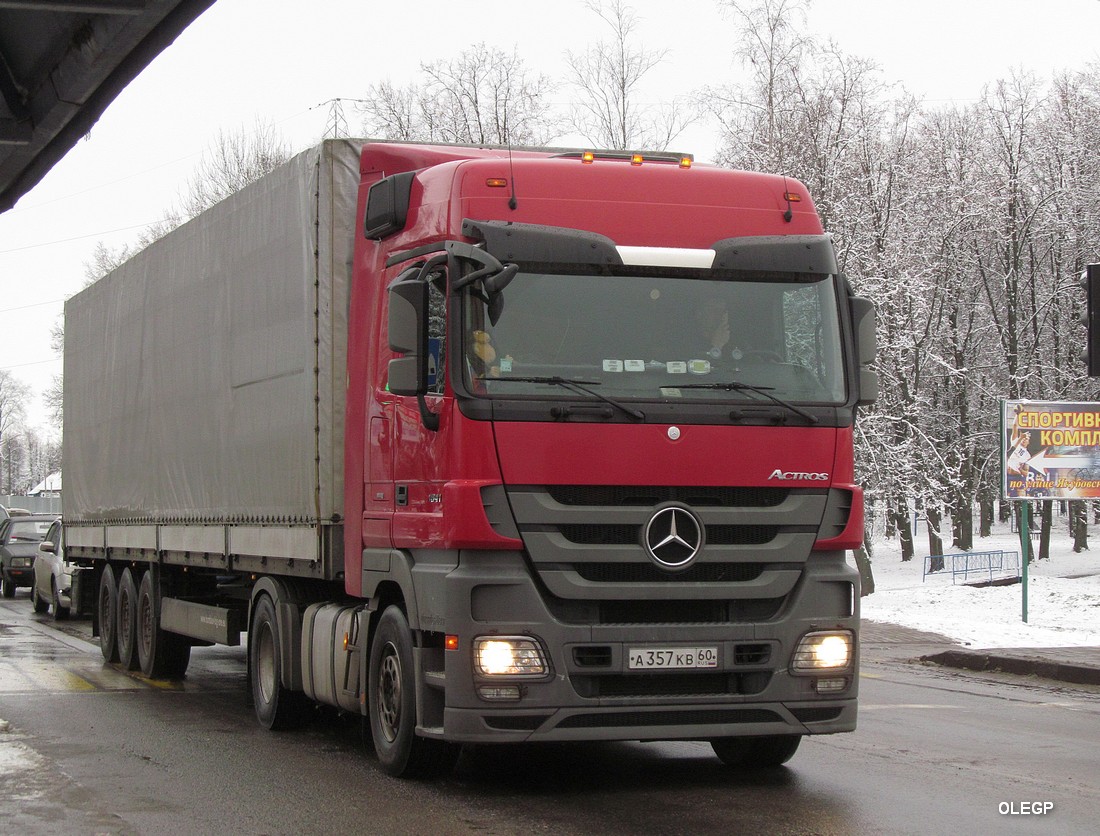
[365,171,416,239]
[39,541,56,555]
[850,296,878,406]
[387,269,429,397]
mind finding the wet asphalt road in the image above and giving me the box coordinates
[3,594,1100,835]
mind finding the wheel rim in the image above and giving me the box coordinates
[118,584,133,648]
[139,592,153,656]
[256,623,277,706]
[377,641,402,743]
[99,582,111,625]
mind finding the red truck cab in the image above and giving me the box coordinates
[342,144,876,776]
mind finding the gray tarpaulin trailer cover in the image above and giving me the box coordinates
[63,140,360,540]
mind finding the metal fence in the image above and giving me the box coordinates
[1,495,61,515]
[923,550,1022,585]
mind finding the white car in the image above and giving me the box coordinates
[32,519,72,619]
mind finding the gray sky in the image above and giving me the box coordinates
[2,0,1099,433]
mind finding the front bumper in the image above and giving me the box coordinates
[435,549,859,744]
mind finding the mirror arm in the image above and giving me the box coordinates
[418,394,440,432]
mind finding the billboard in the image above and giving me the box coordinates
[1003,400,1100,499]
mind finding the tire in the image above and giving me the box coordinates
[711,735,802,768]
[97,565,120,663]
[116,567,141,671]
[31,582,49,614]
[51,579,69,620]
[368,605,459,779]
[249,594,306,730]
[136,571,190,679]
[1,571,14,598]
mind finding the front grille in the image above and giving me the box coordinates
[546,485,789,507]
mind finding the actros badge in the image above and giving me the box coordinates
[643,505,704,569]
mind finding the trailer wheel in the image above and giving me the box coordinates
[116,567,141,671]
[137,571,190,679]
[711,735,802,768]
[250,594,305,730]
[97,565,120,663]
[368,605,458,779]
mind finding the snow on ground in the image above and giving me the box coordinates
[859,519,1100,649]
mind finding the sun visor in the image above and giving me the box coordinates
[711,235,837,275]
[462,219,623,267]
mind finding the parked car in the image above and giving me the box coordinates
[32,519,73,619]
[0,513,58,597]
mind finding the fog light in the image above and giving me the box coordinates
[477,685,522,701]
[815,677,849,694]
[474,637,548,676]
[792,631,853,672]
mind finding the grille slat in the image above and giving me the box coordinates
[558,524,777,546]
[546,485,789,507]
[573,562,766,584]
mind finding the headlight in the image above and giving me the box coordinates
[791,630,854,672]
[474,637,548,676]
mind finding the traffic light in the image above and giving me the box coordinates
[1088,264,1100,377]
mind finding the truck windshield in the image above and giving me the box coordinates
[462,270,847,404]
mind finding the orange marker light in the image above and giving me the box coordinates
[581,151,595,164]
[784,192,802,202]
[631,154,644,166]
[679,156,692,169]
[486,178,508,188]
[445,634,460,651]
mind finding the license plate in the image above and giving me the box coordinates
[627,646,719,670]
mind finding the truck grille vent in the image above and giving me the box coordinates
[790,707,844,724]
[483,714,552,731]
[734,644,771,665]
[570,672,773,698]
[546,485,788,508]
[573,646,613,667]
[556,708,781,729]
[594,598,784,625]
[572,562,765,584]
[559,524,777,546]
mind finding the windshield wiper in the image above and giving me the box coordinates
[498,376,645,421]
[679,381,819,424]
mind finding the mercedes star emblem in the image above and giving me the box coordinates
[643,505,704,569]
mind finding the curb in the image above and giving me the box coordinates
[921,650,1100,686]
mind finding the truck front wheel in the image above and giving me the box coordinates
[250,594,305,730]
[711,734,802,768]
[367,605,458,779]
[97,565,120,663]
